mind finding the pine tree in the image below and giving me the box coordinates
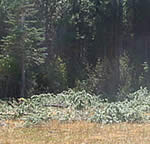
[0,0,46,97]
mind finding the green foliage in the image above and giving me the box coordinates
[139,62,150,89]
[91,87,150,124]
[0,55,18,75]
[0,0,150,99]
[35,57,67,94]
[1,0,46,68]
[75,58,118,100]
[0,0,46,97]
[118,52,133,100]
[0,87,149,126]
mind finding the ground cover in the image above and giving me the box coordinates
[0,87,150,143]
[0,120,150,144]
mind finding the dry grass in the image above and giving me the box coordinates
[0,120,150,144]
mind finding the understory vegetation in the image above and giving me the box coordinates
[0,87,149,126]
[0,1,150,131]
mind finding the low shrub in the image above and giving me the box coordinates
[0,87,149,126]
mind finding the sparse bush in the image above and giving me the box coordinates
[75,57,119,100]
[118,52,133,101]
[139,62,150,89]
[35,57,67,94]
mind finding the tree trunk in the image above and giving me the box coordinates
[112,0,121,93]
[20,9,25,97]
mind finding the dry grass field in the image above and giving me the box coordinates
[0,120,150,144]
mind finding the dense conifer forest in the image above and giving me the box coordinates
[0,0,150,101]
[0,2,150,138]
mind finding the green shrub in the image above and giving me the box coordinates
[139,62,150,89]
[118,52,133,100]
[0,87,149,126]
[35,57,68,94]
[90,100,144,124]
[75,58,118,101]
[90,87,150,123]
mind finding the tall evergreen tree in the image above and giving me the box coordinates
[0,0,46,97]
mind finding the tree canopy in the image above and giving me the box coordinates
[0,0,150,100]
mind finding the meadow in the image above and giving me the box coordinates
[0,87,150,144]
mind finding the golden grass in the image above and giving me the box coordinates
[0,120,150,144]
